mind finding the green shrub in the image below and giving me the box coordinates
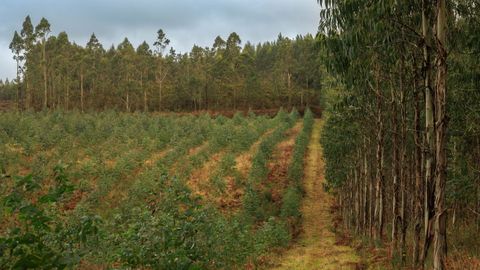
[280,186,303,219]
[0,167,100,270]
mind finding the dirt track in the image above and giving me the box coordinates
[271,120,360,270]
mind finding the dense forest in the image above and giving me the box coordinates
[319,0,480,269]
[2,16,323,112]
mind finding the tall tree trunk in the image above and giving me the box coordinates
[80,69,84,112]
[399,67,408,265]
[302,76,308,108]
[25,76,30,110]
[363,138,369,235]
[391,87,400,251]
[65,78,69,111]
[413,72,423,267]
[287,71,292,108]
[126,92,130,112]
[433,0,448,268]
[52,76,56,109]
[141,72,147,112]
[374,73,385,241]
[157,73,163,112]
[354,163,361,234]
[421,0,436,264]
[233,86,237,111]
[369,142,375,238]
[204,78,209,110]
[15,59,20,110]
[375,101,383,240]
[42,39,48,110]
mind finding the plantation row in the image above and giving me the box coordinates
[0,109,314,269]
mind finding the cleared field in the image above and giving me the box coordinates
[0,109,314,269]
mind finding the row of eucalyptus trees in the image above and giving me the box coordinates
[6,16,323,112]
[319,0,479,269]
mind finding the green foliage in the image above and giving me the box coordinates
[4,16,324,111]
[243,109,310,225]
[280,109,314,228]
[104,175,291,269]
[0,167,100,270]
[287,109,314,184]
[321,106,359,189]
[280,186,303,219]
[0,111,306,269]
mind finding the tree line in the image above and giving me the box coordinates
[319,0,479,269]
[3,16,323,112]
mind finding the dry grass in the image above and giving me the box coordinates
[235,128,276,177]
[144,148,171,167]
[188,151,224,198]
[270,120,361,270]
[264,122,302,204]
[188,142,208,156]
[99,147,168,210]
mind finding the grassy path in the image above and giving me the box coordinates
[272,119,361,270]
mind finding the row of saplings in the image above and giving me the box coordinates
[0,109,314,269]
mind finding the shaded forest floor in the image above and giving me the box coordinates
[269,120,362,270]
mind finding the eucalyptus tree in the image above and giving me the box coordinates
[70,43,88,112]
[189,45,207,110]
[433,1,448,268]
[447,1,480,237]
[319,0,394,242]
[153,29,170,111]
[136,41,153,112]
[239,42,257,108]
[225,32,242,109]
[9,31,24,109]
[317,0,451,268]
[50,31,71,110]
[275,34,295,107]
[6,17,325,111]
[20,16,35,109]
[211,35,227,109]
[34,17,51,109]
[85,33,105,109]
[117,38,136,112]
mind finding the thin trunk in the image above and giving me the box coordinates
[233,87,237,111]
[204,78,209,110]
[25,76,30,110]
[80,69,84,112]
[433,0,448,268]
[369,145,375,238]
[287,71,292,108]
[374,65,385,241]
[363,138,369,235]
[65,78,69,111]
[157,71,165,112]
[355,164,360,234]
[400,67,408,265]
[42,39,48,110]
[15,60,20,110]
[159,80,162,111]
[374,108,384,241]
[421,0,436,264]
[142,72,147,112]
[126,92,130,112]
[413,74,423,267]
[392,87,400,251]
[302,76,308,108]
[52,77,56,109]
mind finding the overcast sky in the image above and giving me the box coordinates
[0,0,320,80]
